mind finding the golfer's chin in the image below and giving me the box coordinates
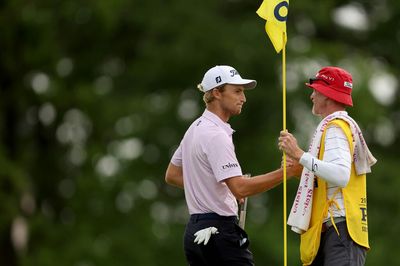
[233,108,242,116]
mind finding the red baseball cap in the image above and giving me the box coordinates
[305,66,353,106]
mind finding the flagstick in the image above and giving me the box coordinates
[282,32,287,266]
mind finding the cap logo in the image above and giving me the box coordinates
[229,69,238,77]
[317,73,334,82]
[344,81,352,89]
[215,76,222,83]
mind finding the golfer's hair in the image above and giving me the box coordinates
[197,84,226,104]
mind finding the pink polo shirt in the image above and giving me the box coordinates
[171,109,242,216]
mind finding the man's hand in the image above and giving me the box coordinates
[237,198,245,204]
[194,227,219,245]
[281,155,303,178]
[278,131,304,161]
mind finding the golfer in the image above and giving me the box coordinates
[165,65,296,265]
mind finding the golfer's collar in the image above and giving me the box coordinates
[202,109,235,136]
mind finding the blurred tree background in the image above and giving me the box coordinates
[0,0,399,265]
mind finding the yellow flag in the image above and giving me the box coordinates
[257,0,289,53]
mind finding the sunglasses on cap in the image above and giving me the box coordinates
[308,78,330,85]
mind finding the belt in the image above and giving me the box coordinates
[190,213,237,223]
[322,216,346,232]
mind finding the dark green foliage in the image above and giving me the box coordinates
[0,0,398,265]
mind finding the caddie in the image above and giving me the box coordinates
[278,66,377,266]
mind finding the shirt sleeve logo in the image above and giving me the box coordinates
[222,162,239,170]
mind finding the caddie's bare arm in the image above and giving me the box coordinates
[165,163,184,189]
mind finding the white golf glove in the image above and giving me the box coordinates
[193,227,219,245]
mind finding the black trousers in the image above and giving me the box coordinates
[311,221,367,266]
[184,213,254,266]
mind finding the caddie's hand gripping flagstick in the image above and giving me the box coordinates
[239,174,251,229]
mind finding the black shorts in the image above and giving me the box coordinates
[184,213,254,266]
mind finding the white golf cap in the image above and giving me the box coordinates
[198,65,257,92]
